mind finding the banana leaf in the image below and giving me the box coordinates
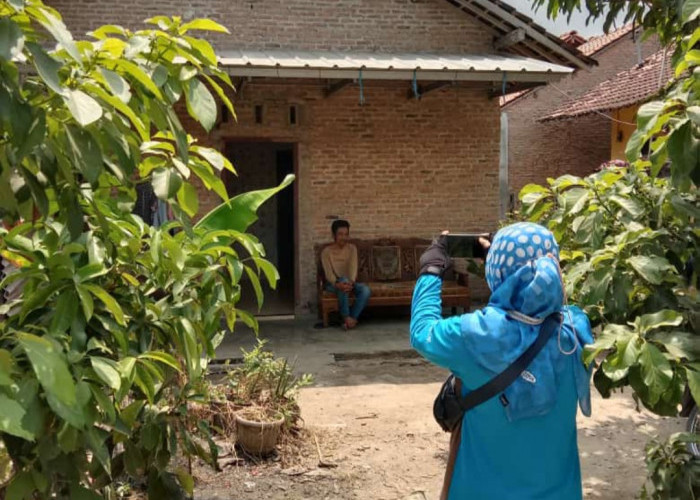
[195,174,294,232]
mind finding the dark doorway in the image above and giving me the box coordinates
[222,142,296,316]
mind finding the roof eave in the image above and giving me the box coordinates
[445,0,595,70]
[221,65,572,83]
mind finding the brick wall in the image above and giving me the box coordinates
[504,33,661,198]
[47,0,503,312]
[179,81,500,313]
[48,0,493,53]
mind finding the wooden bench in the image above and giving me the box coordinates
[315,238,471,327]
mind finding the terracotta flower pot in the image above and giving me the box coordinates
[235,412,284,456]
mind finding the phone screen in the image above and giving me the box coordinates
[445,234,488,259]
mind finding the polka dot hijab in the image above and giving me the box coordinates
[485,222,560,293]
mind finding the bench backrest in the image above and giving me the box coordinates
[314,237,432,285]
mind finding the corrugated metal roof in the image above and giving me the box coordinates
[219,49,573,82]
[444,0,595,70]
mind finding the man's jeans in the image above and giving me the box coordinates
[324,277,371,320]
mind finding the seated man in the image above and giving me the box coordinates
[321,220,371,330]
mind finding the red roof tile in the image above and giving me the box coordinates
[500,24,636,107]
[539,48,673,121]
[577,24,634,56]
[560,31,587,48]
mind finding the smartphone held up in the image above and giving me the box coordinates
[444,233,490,260]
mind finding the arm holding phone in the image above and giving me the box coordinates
[411,231,491,369]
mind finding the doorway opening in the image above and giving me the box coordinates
[222,141,296,316]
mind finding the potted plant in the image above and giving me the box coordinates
[228,340,313,456]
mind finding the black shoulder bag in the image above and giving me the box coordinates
[433,313,561,432]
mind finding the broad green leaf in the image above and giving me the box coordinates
[86,428,111,475]
[16,112,46,161]
[134,363,156,403]
[99,68,131,103]
[125,35,151,60]
[635,101,663,132]
[113,58,163,99]
[19,167,48,217]
[635,309,684,335]
[181,18,230,33]
[609,195,645,218]
[639,343,673,405]
[203,73,236,120]
[179,65,198,81]
[76,263,108,283]
[64,89,102,126]
[651,331,700,359]
[124,444,146,477]
[0,393,34,440]
[667,121,699,190]
[50,289,79,335]
[163,238,185,271]
[57,421,79,452]
[90,385,116,424]
[89,24,127,39]
[75,283,94,321]
[85,83,147,140]
[91,357,121,390]
[192,146,234,172]
[18,333,76,406]
[70,486,102,500]
[626,255,676,285]
[150,64,169,88]
[35,7,81,62]
[0,349,15,386]
[583,324,634,366]
[19,281,61,322]
[196,174,294,232]
[687,368,700,405]
[138,351,181,372]
[152,168,183,200]
[176,182,199,216]
[6,470,35,500]
[253,257,279,289]
[26,43,62,95]
[683,0,700,22]
[688,105,700,126]
[0,18,24,61]
[84,284,126,326]
[119,399,144,428]
[189,160,228,200]
[245,265,264,309]
[185,78,217,131]
[184,36,218,66]
[176,468,195,496]
[236,308,259,333]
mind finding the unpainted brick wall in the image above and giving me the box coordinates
[178,81,500,312]
[47,0,494,53]
[504,33,662,199]
[46,0,505,311]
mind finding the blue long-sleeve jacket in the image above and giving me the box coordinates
[411,274,591,500]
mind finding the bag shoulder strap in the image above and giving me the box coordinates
[458,312,561,412]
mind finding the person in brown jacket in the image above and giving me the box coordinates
[321,220,371,330]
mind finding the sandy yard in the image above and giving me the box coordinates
[194,355,683,500]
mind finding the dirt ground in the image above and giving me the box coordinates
[194,356,683,500]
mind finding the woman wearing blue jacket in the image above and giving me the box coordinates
[411,223,593,500]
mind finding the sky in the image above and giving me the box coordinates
[502,0,616,37]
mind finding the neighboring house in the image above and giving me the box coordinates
[50,0,590,315]
[539,48,674,160]
[502,24,661,202]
